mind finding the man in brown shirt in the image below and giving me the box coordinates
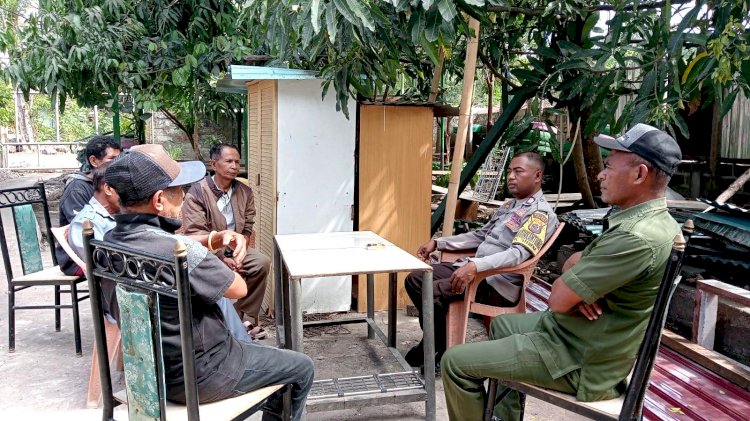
[182,143,270,338]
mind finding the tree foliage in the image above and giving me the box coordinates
[244,0,750,205]
[1,0,252,158]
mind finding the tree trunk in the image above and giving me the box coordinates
[191,80,203,161]
[20,95,34,149]
[486,71,494,132]
[581,131,603,197]
[569,114,597,208]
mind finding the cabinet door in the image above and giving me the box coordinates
[247,80,278,313]
[358,105,432,310]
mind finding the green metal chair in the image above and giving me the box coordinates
[83,220,286,421]
[0,183,88,355]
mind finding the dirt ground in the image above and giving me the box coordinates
[0,173,585,420]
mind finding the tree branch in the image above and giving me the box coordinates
[487,0,693,16]
[477,49,520,89]
[160,107,191,139]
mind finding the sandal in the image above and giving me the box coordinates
[242,321,267,340]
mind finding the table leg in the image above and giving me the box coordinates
[388,272,397,348]
[290,278,304,353]
[282,266,292,350]
[273,242,285,348]
[422,270,436,421]
[367,273,375,340]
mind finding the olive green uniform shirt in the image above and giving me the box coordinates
[528,198,679,401]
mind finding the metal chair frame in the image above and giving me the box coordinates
[484,220,694,421]
[0,183,88,355]
[83,222,283,421]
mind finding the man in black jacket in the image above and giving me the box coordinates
[56,136,120,275]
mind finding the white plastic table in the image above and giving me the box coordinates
[273,231,435,420]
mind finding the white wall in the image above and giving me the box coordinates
[276,80,356,313]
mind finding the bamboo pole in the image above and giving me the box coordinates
[442,17,480,236]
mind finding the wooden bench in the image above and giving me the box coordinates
[82,221,287,421]
[514,277,750,420]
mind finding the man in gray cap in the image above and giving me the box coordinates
[104,144,313,420]
[441,124,682,421]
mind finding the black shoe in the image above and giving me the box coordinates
[404,341,424,367]
[419,361,441,377]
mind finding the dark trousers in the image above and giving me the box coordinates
[229,340,315,421]
[404,263,515,357]
[222,247,270,324]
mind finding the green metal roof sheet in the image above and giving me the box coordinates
[693,212,750,248]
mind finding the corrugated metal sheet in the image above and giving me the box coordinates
[699,198,750,216]
[693,212,750,248]
[526,277,750,420]
[721,91,750,159]
[689,254,750,270]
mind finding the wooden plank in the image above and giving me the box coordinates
[693,288,718,349]
[12,204,43,275]
[358,105,432,310]
[662,330,750,392]
[116,286,162,421]
[696,278,750,307]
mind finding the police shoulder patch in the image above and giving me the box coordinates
[511,211,549,255]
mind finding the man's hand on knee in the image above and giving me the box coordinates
[450,262,477,293]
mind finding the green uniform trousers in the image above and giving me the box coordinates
[441,312,580,421]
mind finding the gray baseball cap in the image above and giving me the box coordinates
[595,123,682,176]
[105,144,205,204]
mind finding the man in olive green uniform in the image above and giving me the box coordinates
[441,124,682,421]
[405,152,559,368]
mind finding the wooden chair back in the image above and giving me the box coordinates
[445,222,565,348]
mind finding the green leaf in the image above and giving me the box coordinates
[557,40,581,55]
[185,54,198,68]
[311,0,322,33]
[420,35,440,64]
[510,68,541,83]
[148,42,157,52]
[668,4,701,54]
[671,112,689,138]
[172,65,190,87]
[637,69,656,101]
[409,9,426,44]
[437,0,457,22]
[425,9,441,42]
[346,0,375,31]
[326,1,337,42]
[556,59,588,71]
[332,0,358,27]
